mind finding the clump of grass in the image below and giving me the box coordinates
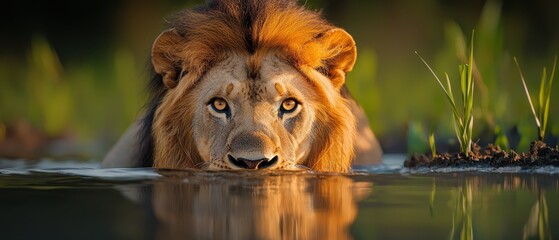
[416,31,476,154]
[513,56,557,141]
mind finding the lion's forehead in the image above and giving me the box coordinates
[201,53,305,102]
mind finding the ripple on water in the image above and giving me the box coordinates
[0,159,160,181]
[1,155,558,181]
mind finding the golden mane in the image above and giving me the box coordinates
[149,0,357,172]
[154,0,355,87]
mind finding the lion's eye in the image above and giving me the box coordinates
[280,98,298,113]
[210,98,229,113]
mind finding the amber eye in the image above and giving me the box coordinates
[280,98,298,113]
[210,98,229,113]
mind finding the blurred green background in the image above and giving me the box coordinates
[1,0,558,159]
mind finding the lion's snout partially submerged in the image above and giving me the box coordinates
[227,155,278,170]
[227,131,280,170]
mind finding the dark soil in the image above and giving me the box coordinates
[404,141,559,168]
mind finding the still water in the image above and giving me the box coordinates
[0,156,558,240]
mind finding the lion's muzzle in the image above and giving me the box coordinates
[227,131,280,170]
[227,155,278,169]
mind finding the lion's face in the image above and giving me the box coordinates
[148,0,358,172]
[190,53,316,170]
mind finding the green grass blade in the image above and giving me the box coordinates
[453,117,465,152]
[494,126,510,150]
[466,114,474,152]
[466,79,474,123]
[513,57,541,129]
[460,64,467,105]
[467,31,475,98]
[429,132,436,157]
[549,55,557,89]
[445,73,463,126]
[415,51,452,96]
[463,31,475,111]
[538,68,547,118]
[466,80,474,143]
[462,31,475,154]
[542,56,557,140]
[416,51,463,126]
[540,67,548,140]
[542,104,549,140]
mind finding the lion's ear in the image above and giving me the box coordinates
[316,28,357,89]
[152,29,183,89]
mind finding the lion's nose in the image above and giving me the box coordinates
[228,155,278,169]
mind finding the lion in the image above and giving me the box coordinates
[102,0,382,172]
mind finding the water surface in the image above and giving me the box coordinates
[0,156,558,239]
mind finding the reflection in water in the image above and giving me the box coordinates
[149,172,370,240]
[449,181,473,240]
[523,191,550,240]
[440,175,556,240]
[2,163,559,239]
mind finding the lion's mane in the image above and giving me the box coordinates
[140,0,356,172]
